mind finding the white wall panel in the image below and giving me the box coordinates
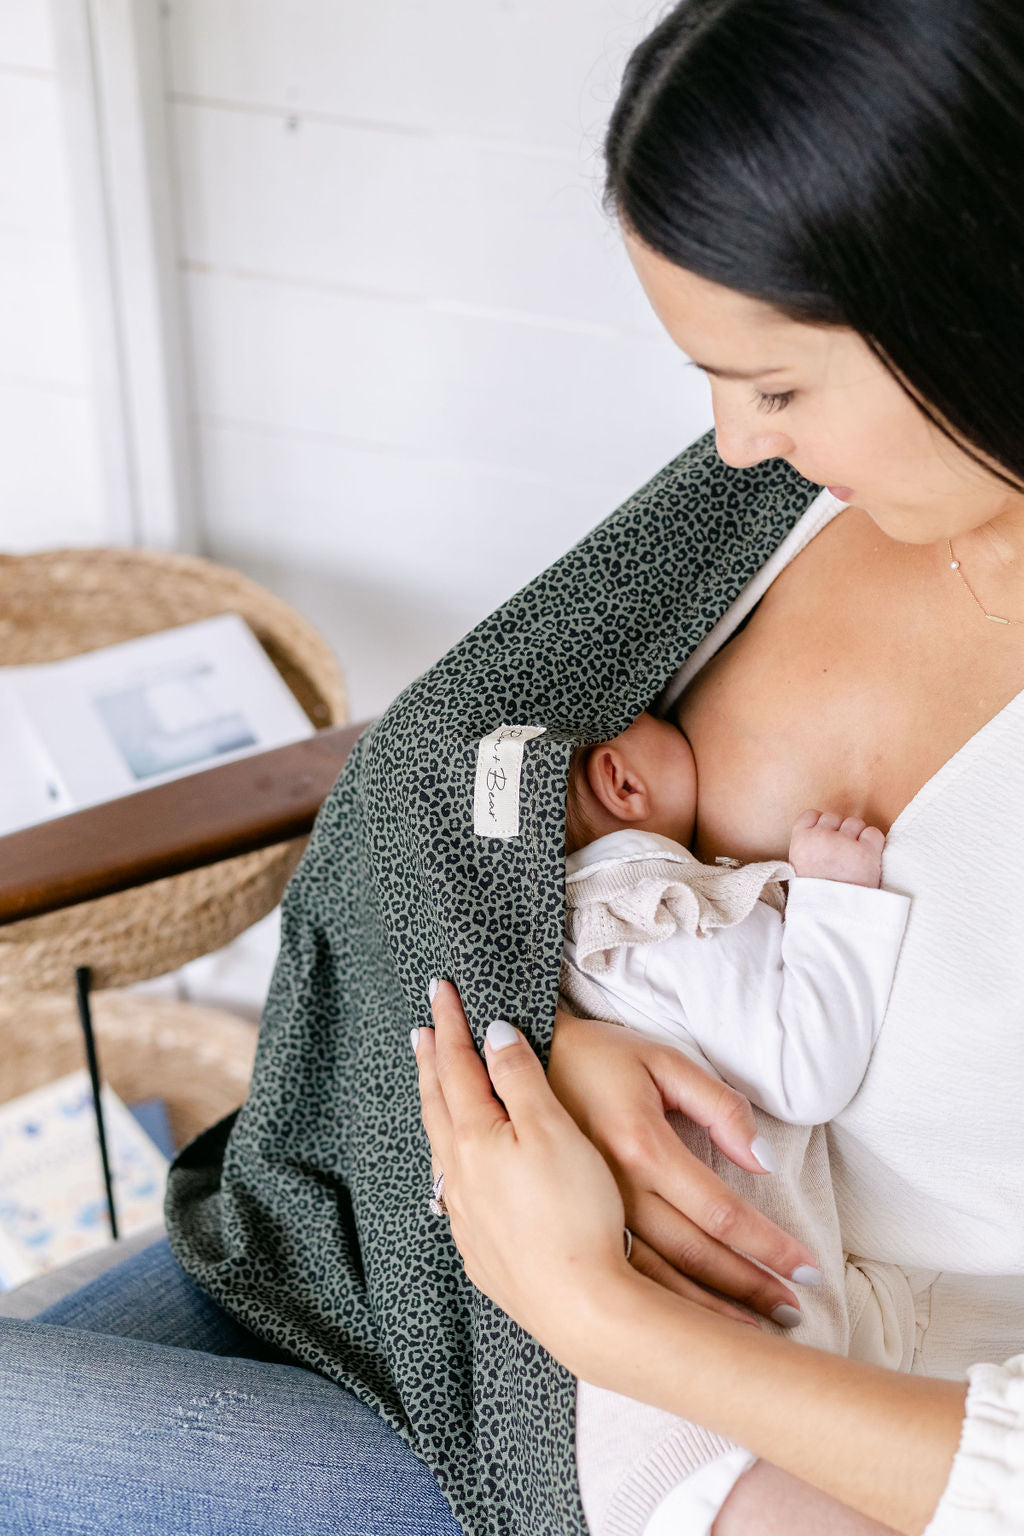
[0,0,54,71]
[183,268,708,489]
[173,99,656,333]
[0,230,90,387]
[0,12,107,548]
[0,72,75,235]
[0,381,105,547]
[198,415,618,595]
[168,0,663,152]
[195,417,629,718]
[163,0,714,725]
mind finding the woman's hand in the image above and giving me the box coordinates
[414,981,629,1360]
[547,1008,818,1320]
[414,979,747,1365]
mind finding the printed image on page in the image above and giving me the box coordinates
[93,663,258,781]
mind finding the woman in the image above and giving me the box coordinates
[414,1,1024,1532]
[3,2,1021,1533]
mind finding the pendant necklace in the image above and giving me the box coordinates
[947,540,1024,626]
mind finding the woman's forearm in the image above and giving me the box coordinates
[573,1270,965,1536]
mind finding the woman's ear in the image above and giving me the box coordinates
[584,743,651,824]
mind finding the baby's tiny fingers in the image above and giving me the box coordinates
[839,817,866,838]
[858,825,885,851]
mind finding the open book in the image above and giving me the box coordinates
[0,613,314,837]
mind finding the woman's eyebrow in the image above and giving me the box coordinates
[686,360,789,380]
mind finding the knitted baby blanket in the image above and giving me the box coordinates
[164,431,818,1536]
[566,838,793,969]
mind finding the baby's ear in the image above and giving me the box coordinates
[586,742,649,822]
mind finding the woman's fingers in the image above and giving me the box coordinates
[627,1187,804,1321]
[420,989,813,1333]
[413,1021,455,1180]
[414,984,634,1358]
[432,978,573,1140]
[429,979,511,1141]
[627,1232,761,1327]
[645,1044,777,1177]
[481,1017,574,1135]
[546,1014,820,1306]
[648,1122,817,1289]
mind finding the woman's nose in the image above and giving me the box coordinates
[715,423,794,470]
[713,396,794,470]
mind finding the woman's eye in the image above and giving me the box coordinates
[753,388,794,413]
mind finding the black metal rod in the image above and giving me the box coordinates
[75,966,118,1240]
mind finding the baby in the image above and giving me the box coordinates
[560,709,909,1124]
[562,710,919,1536]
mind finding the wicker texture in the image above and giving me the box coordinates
[0,992,257,1151]
[0,548,347,995]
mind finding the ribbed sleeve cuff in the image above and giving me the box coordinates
[601,1424,753,1536]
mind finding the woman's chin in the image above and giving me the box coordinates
[853,503,954,545]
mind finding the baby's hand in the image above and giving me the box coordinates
[788,809,885,889]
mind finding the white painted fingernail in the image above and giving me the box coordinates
[750,1136,778,1173]
[428,978,439,1003]
[410,1028,419,1053]
[771,1304,802,1329]
[486,1019,519,1051]
[790,1264,823,1287]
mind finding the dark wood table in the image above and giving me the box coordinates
[0,722,367,928]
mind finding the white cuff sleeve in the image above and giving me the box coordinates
[642,1448,757,1536]
[923,1355,1024,1535]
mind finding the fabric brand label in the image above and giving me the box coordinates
[473,724,547,840]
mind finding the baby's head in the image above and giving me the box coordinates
[565,711,698,855]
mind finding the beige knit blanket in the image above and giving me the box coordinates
[560,840,793,1020]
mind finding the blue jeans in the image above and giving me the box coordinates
[0,1239,465,1535]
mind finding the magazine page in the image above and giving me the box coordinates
[2,614,314,830]
[0,681,72,837]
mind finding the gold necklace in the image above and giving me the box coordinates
[947,540,1024,626]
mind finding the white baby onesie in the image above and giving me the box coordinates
[561,827,910,1125]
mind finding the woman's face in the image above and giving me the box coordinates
[624,230,1024,549]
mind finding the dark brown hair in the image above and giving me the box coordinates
[565,743,600,854]
[604,0,1024,493]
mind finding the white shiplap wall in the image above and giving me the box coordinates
[0,0,106,548]
[165,0,714,718]
[1,0,715,714]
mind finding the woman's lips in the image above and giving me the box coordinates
[827,485,855,500]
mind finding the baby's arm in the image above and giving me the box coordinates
[642,813,910,1123]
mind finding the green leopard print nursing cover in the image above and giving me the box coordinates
[165,431,818,1536]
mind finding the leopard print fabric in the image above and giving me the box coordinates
[165,431,818,1536]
